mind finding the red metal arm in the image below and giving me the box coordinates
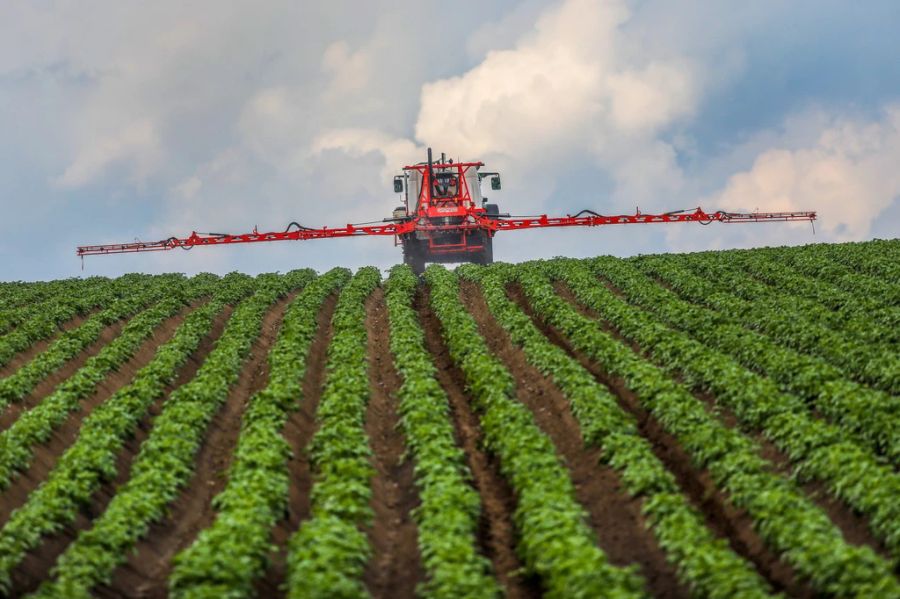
[75,207,816,257]
[478,207,817,231]
[76,222,407,256]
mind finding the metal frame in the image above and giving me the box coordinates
[76,148,815,259]
[76,207,815,257]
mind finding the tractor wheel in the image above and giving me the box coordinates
[485,203,500,218]
[402,239,426,274]
[473,232,494,265]
[482,234,494,264]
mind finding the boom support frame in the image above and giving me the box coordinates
[76,207,816,257]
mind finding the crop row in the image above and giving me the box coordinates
[723,251,897,345]
[284,267,380,598]
[570,257,900,558]
[796,239,900,283]
[0,280,62,313]
[169,268,350,598]
[461,263,772,598]
[586,258,900,464]
[0,272,258,593]
[0,273,217,408]
[29,270,312,598]
[517,261,900,597]
[0,274,223,489]
[0,273,157,368]
[425,265,646,598]
[384,265,499,598]
[774,244,899,307]
[651,252,898,394]
[0,278,102,334]
[637,257,900,407]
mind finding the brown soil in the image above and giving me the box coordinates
[362,288,424,598]
[0,311,97,379]
[100,294,297,598]
[416,286,539,599]
[0,303,200,433]
[0,304,200,526]
[593,276,894,560]
[5,305,233,597]
[508,282,816,598]
[255,292,339,597]
[460,281,689,598]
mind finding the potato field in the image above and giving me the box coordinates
[0,239,897,598]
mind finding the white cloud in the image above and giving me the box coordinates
[712,105,900,241]
[311,128,422,179]
[56,119,161,187]
[413,0,697,194]
[321,40,372,97]
[310,0,700,215]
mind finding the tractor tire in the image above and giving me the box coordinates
[485,203,500,218]
[482,234,494,264]
[402,239,426,274]
[473,232,494,265]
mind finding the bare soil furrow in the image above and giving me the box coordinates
[508,283,815,598]
[255,292,338,598]
[593,279,894,559]
[417,286,539,599]
[362,288,423,598]
[6,306,232,597]
[596,281,891,559]
[0,311,96,379]
[461,281,689,599]
[0,314,125,432]
[0,305,198,526]
[102,295,296,598]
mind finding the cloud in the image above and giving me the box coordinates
[308,0,699,213]
[56,119,161,187]
[414,0,697,192]
[711,105,900,241]
[311,128,422,179]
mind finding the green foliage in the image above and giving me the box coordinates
[168,268,350,598]
[384,265,499,598]
[425,265,646,599]
[15,270,312,598]
[0,278,104,334]
[460,263,772,598]
[0,274,194,407]
[518,259,900,597]
[630,255,900,464]
[285,267,380,599]
[0,273,156,368]
[642,251,898,394]
[0,272,257,594]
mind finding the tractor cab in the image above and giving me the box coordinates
[390,148,502,272]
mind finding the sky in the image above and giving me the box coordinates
[1,0,898,281]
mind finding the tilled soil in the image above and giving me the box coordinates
[531,281,815,597]
[417,287,541,599]
[0,275,888,598]
[0,313,126,432]
[4,305,233,597]
[0,304,203,527]
[255,292,339,597]
[102,294,297,598]
[460,281,689,598]
[362,289,423,598]
[593,275,894,560]
[0,311,97,379]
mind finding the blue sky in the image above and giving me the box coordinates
[1,0,898,281]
